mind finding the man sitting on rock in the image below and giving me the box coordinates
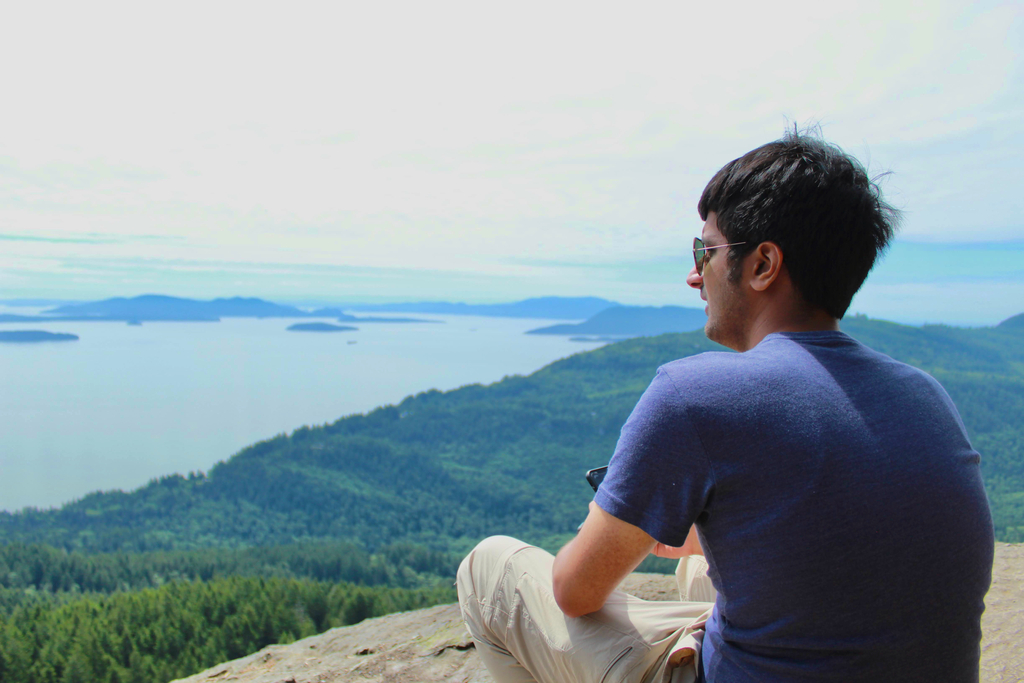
[457,130,994,683]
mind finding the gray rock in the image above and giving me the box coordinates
[173,545,1023,683]
[171,603,486,683]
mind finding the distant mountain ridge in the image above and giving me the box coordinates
[1,295,618,324]
[346,297,618,319]
[0,330,78,343]
[2,295,436,324]
[45,295,308,321]
[527,305,707,338]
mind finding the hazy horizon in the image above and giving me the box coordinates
[4,272,1022,328]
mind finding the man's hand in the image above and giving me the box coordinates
[551,502,657,618]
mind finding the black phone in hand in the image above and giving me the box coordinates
[586,466,608,492]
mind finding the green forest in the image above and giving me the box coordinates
[0,573,452,683]
[0,541,457,682]
[1,314,1021,681]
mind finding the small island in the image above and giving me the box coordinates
[308,308,439,323]
[286,323,358,333]
[0,330,79,343]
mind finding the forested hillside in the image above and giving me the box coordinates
[0,574,453,683]
[0,542,458,682]
[2,315,1021,549]
[0,541,456,608]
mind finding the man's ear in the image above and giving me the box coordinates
[748,242,783,292]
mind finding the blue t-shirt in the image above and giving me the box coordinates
[594,331,993,683]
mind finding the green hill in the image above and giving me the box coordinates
[2,316,1021,552]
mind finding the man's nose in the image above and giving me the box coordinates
[686,266,702,290]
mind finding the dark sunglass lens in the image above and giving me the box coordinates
[693,238,705,273]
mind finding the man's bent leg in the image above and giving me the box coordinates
[675,555,717,604]
[457,535,713,683]
[458,536,539,683]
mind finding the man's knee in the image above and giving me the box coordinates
[470,534,526,561]
[457,535,529,600]
[457,536,534,643]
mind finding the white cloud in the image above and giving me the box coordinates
[0,0,1021,305]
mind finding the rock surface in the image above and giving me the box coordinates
[173,544,1023,683]
[981,543,1024,683]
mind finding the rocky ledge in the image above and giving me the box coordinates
[173,543,1023,683]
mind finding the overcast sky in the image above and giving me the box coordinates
[1,0,1021,324]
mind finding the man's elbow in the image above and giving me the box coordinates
[553,585,595,619]
[552,566,601,618]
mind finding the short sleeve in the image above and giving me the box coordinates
[593,366,714,547]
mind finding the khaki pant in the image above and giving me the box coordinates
[457,536,716,683]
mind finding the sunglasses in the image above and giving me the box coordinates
[692,237,747,275]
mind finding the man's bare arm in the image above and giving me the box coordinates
[551,502,657,618]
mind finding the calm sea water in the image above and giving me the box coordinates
[0,310,604,512]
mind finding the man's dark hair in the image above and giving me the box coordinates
[697,129,901,319]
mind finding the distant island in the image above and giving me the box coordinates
[307,308,438,324]
[0,295,441,324]
[345,296,618,320]
[286,323,358,333]
[0,330,78,343]
[527,305,707,338]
